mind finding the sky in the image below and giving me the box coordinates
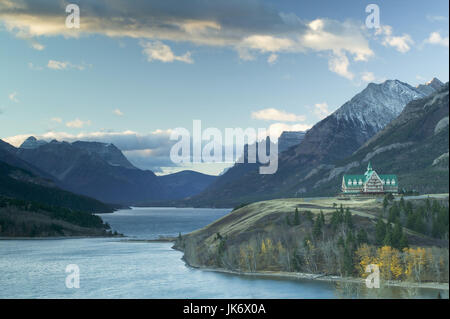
[0,0,449,175]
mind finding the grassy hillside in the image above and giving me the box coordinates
[176,196,449,283]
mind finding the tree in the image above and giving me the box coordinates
[357,228,369,246]
[391,221,404,249]
[383,225,393,247]
[375,218,386,246]
[294,209,300,225]
[344,208,353,229]
[313,215,323,240]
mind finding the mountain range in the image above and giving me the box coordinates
[1,77,447,208]
[3,138,217,205]
[186,78,447,207]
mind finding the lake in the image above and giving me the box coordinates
[0,207,445,298]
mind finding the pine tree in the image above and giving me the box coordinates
[357,228,369,245]
[383,225,392,247]
[294,209,300,225]
[391,221,403,249]
[313,215,323,239]
[375,218,386,246]
[344,208,353,229]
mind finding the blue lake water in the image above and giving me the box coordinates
[0,207,446,298]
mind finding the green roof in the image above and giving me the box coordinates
[343,173,398,188]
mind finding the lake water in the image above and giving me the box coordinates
[0,207,446,298]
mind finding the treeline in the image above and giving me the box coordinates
[182,204,449,283]
[0,196,115,237]
[383,195,449,239]
[0,161,113,214]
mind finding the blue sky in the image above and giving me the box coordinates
[0,0,448,174]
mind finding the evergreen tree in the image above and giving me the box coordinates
[294,209,300,225]
[344,208,353,229]
[383,225,393,246]
[375,218,386,246]
[357,228,369,245]
[392,221,403,249]
[313,214,323,239]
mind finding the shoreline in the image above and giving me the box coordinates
[173,246,449,291]
[188,265,449,291]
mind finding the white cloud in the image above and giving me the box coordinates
[113,109,124,116]
[267,53,278,64]
[28,62,43,70]
[425,31,449,48]
[140,41,193,63]
[361,71,375,83]
[66,118,91,128]
[51,117,62,123]
[252,108,306,122]
[376,25,414,53]
[47,60,88,70]
[313,102,330,119]
[30,41,44,51]
[262,122,312,140]
[8,91,19,103]
[328,53,353,80]
[426,15,448,23]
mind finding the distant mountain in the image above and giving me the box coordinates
[278,131,306,152]
[19,136,48,149]
[14,138,217,204]
[304,82,449,195]
[1,139,55,182]
[158,170,217,200]
[71,141,137,169]
[16,140,164,204]
[416,77,444,96]
[0,159,113,213]
[187,79,442,207]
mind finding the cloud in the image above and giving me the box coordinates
[267,53,278,64]
[425,31,449,48]
[140,40,193,63]
[361,71,375,82]
[30,41,44,51]
[66,118,91,128]
[252,108,306,122]
[0,0,374,79]
[28,62,43,70]
[113,109,124,116]
[8,91,19,103]
[47,60,88,70]
[426,15,448,23]
[375,25,414,53]
[313,102,330,119]
[263,122,312,140]
[51,117,62,123]
[328,53,353,80]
